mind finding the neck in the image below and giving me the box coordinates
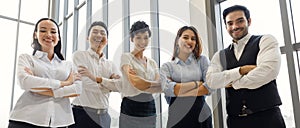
[131,49,144,59]
[177,52,190,62]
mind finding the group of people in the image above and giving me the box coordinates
[8,5,286,128]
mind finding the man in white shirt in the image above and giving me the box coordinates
[206,5,286,128]
[70,21,121,128]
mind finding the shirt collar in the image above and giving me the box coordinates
[34,50,62,62]
[87,48,106,61]
[234,33,252,45]
[173,54,195,65]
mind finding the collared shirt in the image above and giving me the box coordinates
[119,53,159,97]
[72,48,121,109]
[206,34,281,89]
[10,51,82,127]
[160,54,212,97]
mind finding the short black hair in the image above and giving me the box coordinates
[130,21,151,39]
[223,5,250,24]
[87,21,108,36]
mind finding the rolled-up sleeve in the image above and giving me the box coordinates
[160,63,176,97]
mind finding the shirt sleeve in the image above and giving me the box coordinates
[199,56,215,95]
[232,35,281,89]
[17,54,61,91]
[160,62,176,97]
[100,61,123,92]
[206,51,242,89]
[52,62,82,98]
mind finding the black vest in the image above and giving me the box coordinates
[220,35,282,116]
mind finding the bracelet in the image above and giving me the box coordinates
[193,81,199,89]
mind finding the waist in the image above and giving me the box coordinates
[72,105,108,114]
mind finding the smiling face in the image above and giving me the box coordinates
[88,25,107,52]
[225,10,251,41]
[177,29,196,55]
[34,20,59,53]
[131,31,150,52]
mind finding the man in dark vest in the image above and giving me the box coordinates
[206,5,286,128]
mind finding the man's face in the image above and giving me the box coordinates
[225,10,251,41]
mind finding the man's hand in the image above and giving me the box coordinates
[78,66,96,81]
[239,65,256,75]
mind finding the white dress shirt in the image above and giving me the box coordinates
[72,48,121,109]
[10,51,82,127]
[119,53,159,97]
[206,34,281,90]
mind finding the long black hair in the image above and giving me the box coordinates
[32,18,64,60]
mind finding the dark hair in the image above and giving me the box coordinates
[171,26,203,61]
[130,21,151,39]
[223,5,250,24]
[87,21,108,36]
[32,18,64,60]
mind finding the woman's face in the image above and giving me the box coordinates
[88,25,107,52]
[131,31,150,51]
[178,29,196,54]
[35,20,59,52]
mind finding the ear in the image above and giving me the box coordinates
[247,18,252,26]
[34,32,37,39]
[130,37,133,42]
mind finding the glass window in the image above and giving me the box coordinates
[0,0,19,18]
[290,0,300,43]
[66,18,74,60]
[92,0,103,20]
[220,1,295,127]
[20,0,48,23]
[77,4,87,51]
[0,19,18,128]
[59,0,65,24]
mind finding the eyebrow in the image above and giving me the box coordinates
[227,17,244,24]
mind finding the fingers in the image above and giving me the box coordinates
[24,67,33,75]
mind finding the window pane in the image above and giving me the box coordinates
[20,0,48,23]
[66,18,74,60]
[0,0,19,18]
[290,0,300,43]
[0,18,18,128]
[78,4,87,51]
[220,1,295,127]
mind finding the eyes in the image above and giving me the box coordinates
[226,18,245,26]
[92,30,106,36]
[39,30,57,34]
[182,36,196,41]
[135,36,149,40]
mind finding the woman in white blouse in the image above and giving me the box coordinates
[8,18,82,128]
[119,21,161,128]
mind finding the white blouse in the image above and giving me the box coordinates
[119,53,159,97]
[10,51,82,127]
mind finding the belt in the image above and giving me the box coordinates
[72,105,108,114]
[238,105,253,117]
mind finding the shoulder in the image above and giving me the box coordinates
[73,50,87,56]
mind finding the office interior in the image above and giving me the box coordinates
[0,0,299,127]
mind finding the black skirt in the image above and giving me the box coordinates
[167,96,212,128]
